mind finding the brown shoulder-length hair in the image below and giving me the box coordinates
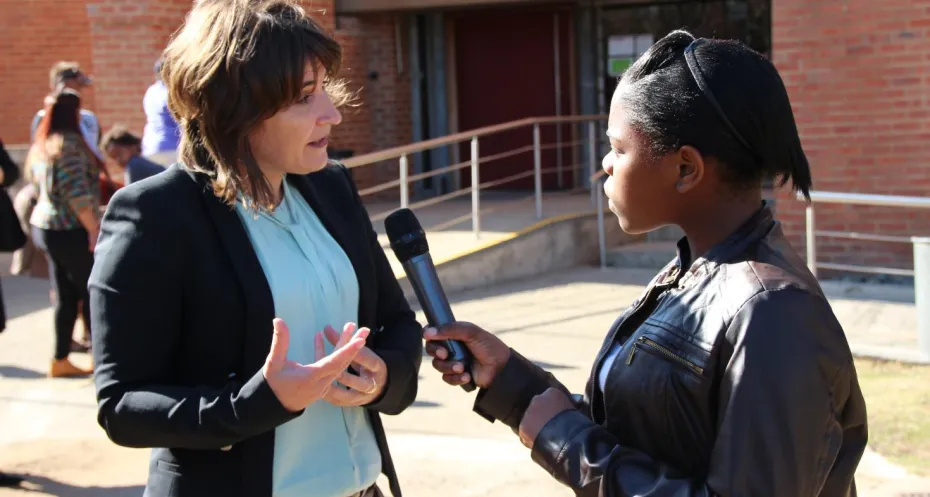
[161,0,351,208]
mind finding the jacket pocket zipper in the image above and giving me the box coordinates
[627,336,704,377]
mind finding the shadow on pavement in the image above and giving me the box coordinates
[0,366,43,379]
[530,360,577,371]
[437,266,656,308]
[0,276,52,321]
[5,475,143,496]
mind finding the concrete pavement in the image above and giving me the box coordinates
[0,267,928,496]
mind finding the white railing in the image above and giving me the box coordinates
[342,115,608,236]
[802,191,930,361]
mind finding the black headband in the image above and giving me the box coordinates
[684,38,760,160]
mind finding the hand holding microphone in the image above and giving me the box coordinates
[423,323,510,389]
[386,208,485,392]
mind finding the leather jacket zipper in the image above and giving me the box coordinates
[627,336,704,377]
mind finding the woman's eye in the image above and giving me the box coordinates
[297,94,313,105]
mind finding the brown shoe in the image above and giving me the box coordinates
[49,358,92,378]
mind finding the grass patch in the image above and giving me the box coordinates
[855,357,930,476]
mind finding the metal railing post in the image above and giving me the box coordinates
[471,137,480,238]
[588,121,597,206]
[533,124,542,219]
[913,237,930,361]
[597,176,607,269]
[399,154,409,209]
[805,204,817,278]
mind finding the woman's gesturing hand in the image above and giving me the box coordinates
[321,323,388,407]
[262,318,368,413]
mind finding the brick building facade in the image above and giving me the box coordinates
[772,0,930,276]
[1,0,927,272]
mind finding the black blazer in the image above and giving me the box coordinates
[89,163,422,497]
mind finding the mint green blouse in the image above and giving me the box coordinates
[235,180,382,497]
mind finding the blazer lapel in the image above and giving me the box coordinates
[188,169,275,376]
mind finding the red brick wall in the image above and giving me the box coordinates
[0,0,97,144]
[772,0,930,275]
[86,0,188,137]
[332,13,412,196]
[0,0,337,146]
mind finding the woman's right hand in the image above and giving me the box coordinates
[262,318,368,413]
[423,322,510,389]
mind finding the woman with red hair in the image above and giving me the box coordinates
[26,88,100,378]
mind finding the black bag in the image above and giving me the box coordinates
[0,140,27,252]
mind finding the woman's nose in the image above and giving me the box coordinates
[318,94,343,127]
[602,154,614,177]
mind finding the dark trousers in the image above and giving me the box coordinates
[32,227,93,360]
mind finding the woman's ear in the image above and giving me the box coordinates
[675,145,705,194]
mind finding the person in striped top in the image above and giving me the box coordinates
[26,88,100,378]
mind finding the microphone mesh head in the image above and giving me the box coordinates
[384,208,429,262]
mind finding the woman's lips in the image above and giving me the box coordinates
[308,136,329,148]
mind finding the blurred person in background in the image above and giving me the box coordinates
[0,139,27,334]
[142,58,180,166]
[31,62,104,164]
[99,125,165,204]
[26,89,100,378]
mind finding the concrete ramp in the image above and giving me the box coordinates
[390,210,638,299]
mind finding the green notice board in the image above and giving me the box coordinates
[608,57,633,77]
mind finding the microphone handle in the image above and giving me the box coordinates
[404,255,477,392]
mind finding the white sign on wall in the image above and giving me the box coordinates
[607,34,654,76]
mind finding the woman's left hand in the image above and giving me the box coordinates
[519,387,576,449]
[321,323,387,407]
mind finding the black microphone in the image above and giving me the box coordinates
[385,208,477,392]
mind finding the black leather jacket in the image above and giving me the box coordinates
[472,203,868,496]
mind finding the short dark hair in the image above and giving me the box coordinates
[101,125,142,150]
[161,0,351,209]
[49,61,89,89]
[618,30,812,200]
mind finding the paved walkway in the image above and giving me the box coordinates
[0,267,929,496]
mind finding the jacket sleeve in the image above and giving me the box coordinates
[470,348,574,431]
[90,185,301,450]
[528,288,868,497]
[338,164,423,415]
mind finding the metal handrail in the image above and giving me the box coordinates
[342,115,607,168]
[799,190,930,279]
[800,190,930,362]
[341,114,608,239]
[804,191,930,209]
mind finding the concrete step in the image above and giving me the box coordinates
[606,241,678,270]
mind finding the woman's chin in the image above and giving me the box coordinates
[293,156,330,175]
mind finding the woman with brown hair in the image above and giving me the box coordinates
[89,1,422,497]
[27,88,99,378]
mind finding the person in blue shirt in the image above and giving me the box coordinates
[141,58,180,166]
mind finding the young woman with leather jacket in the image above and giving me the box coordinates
[423,30,867,497]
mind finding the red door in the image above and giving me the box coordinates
[453,6,573,191]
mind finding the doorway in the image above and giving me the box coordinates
[452,5,574,191]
